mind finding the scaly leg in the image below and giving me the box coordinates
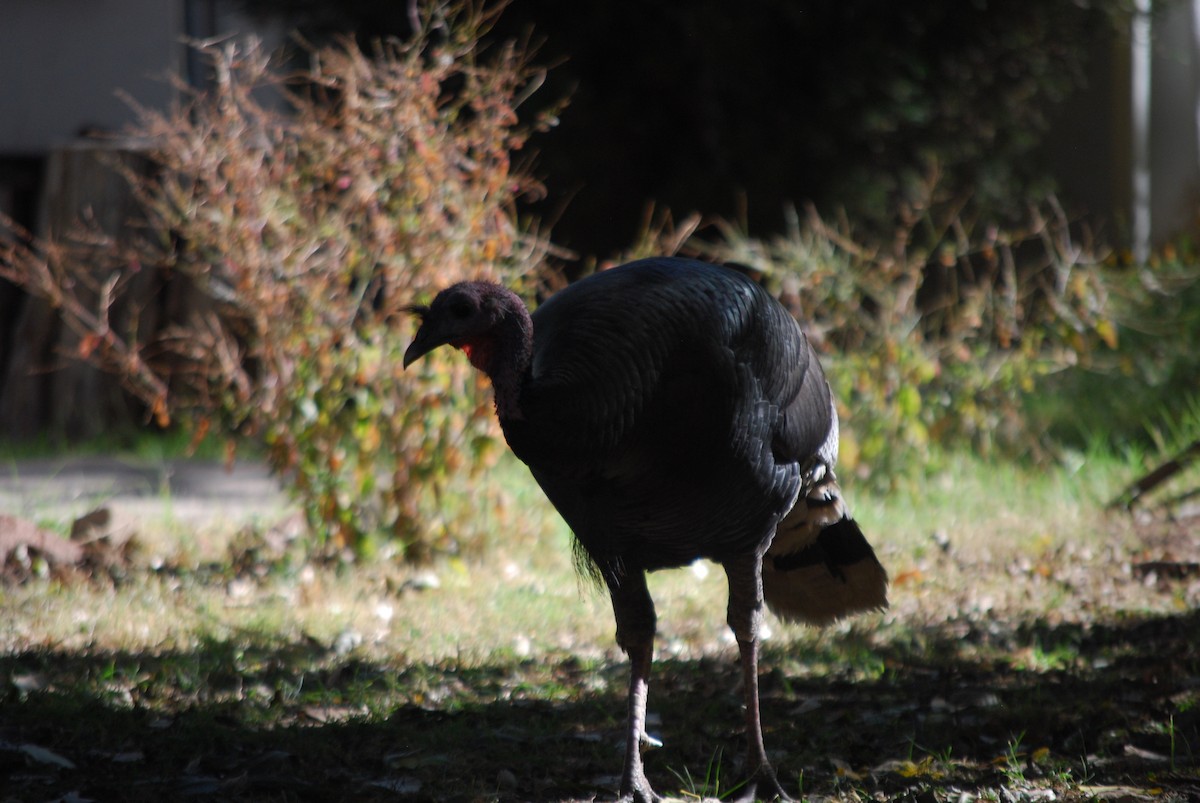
[725,554,793,802]
[608,570,661,803]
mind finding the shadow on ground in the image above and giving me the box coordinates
[1,610,1198,801]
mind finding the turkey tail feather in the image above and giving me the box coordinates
[762,471,888,626]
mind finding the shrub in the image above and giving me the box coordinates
[1,2,552,558]
[1034,239,1200,452]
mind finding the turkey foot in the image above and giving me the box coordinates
[735,764,793,802]
[617,770,661,803]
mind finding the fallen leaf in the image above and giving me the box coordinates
[1123,744,1170,763]
[69,508,112,541]
[1080,785,1164,801]
[11,672,47,693]
[829,757,861,780]
[19,743,76,769]
[111,751,145,763]
[873,758,920,777]
[0,515,83,565]
[369,777,422,793]
[301,703,368,724]
[892,568,925,586]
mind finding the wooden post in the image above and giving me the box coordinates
[0,139,158,442]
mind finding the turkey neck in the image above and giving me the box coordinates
[476,289,533,422]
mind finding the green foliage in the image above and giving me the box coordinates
[1036,240,1200,452]
[679,185,1122,488]
[805,1,1132,227]
[0,2,551,558]
[668,747,747,801]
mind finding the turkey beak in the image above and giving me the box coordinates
[402,305,440,369]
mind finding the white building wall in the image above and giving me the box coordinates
[0,0,185,154]
[1149,0,1200,243]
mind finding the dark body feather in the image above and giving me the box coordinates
[502,259,832,577]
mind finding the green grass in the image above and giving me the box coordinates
[1,444,1198,801]
[669,747,747,800]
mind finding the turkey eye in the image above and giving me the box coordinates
[449,300,473,319]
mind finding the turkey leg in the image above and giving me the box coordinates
[608,570,661,803]
[725,554,793,802]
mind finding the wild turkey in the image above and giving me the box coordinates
[403,257,887,802]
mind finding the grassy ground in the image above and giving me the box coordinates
[1,448,1198,801]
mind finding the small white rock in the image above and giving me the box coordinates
[374,602,394,623]
[333,629,363,656]
[410,570,440,590]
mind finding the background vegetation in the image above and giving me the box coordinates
[1,2,1199,799]
[244,0,1135,256]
